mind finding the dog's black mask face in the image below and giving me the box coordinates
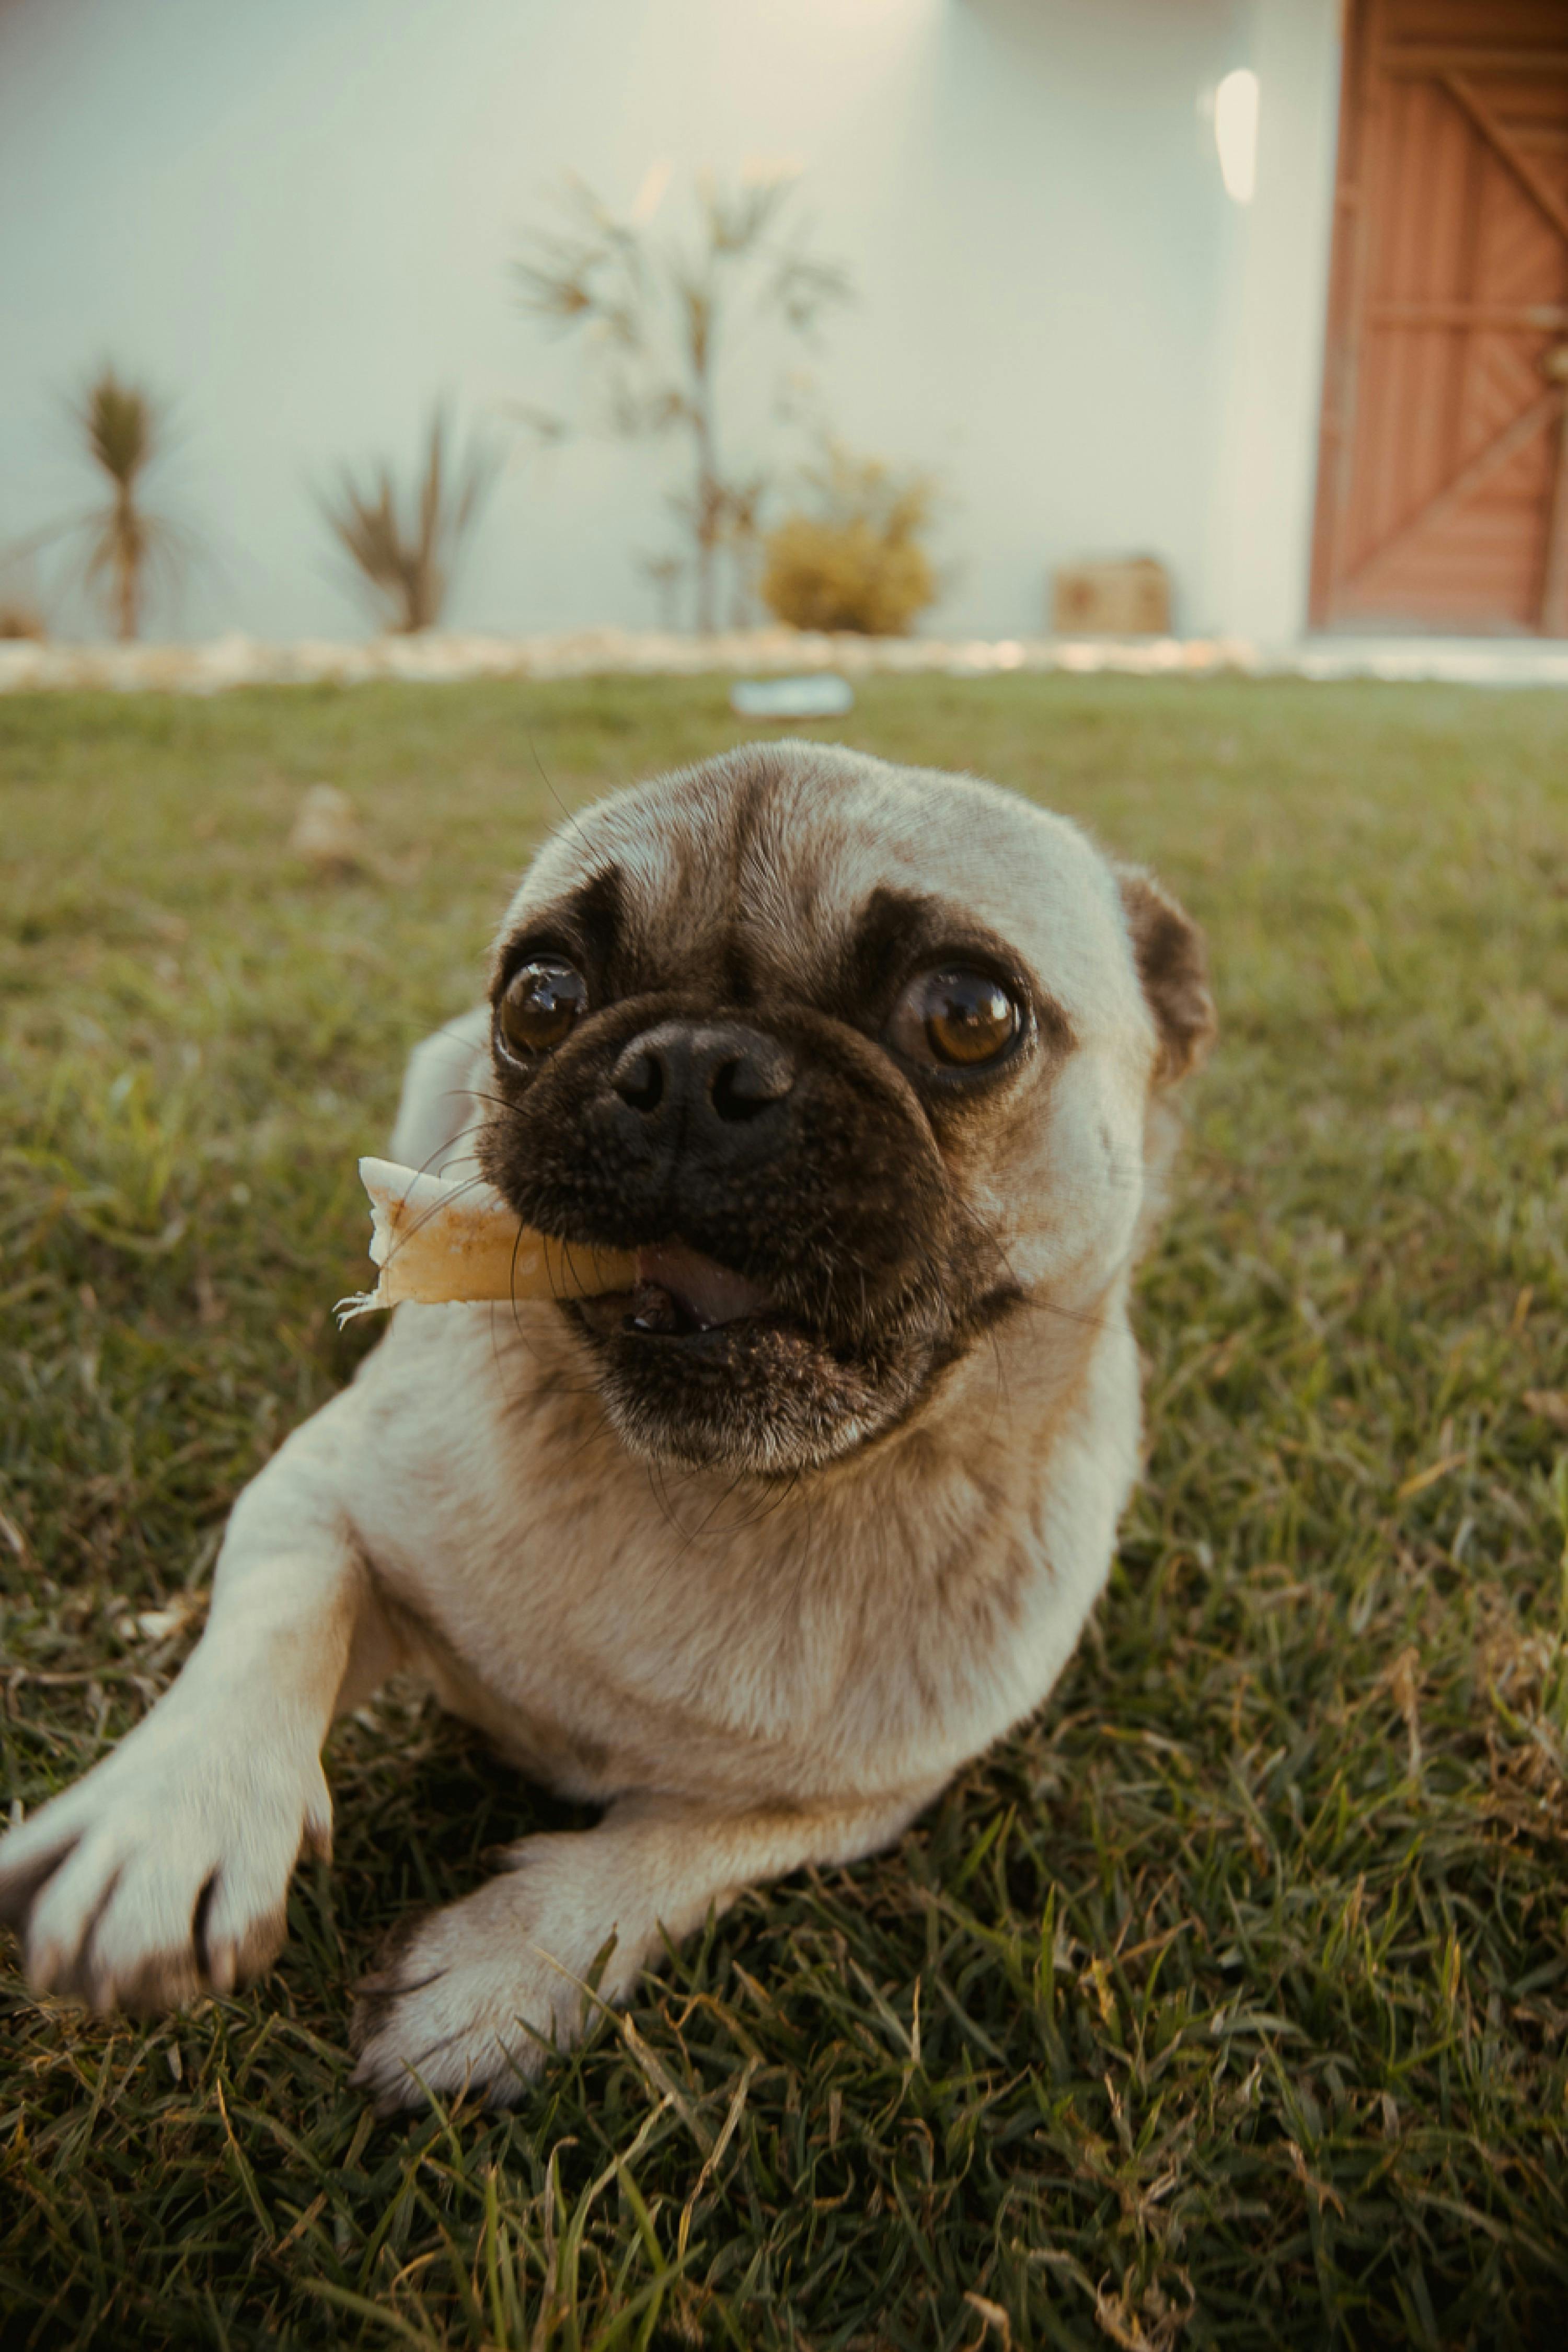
[472,751,1074,1475]
[480,982,967,1472]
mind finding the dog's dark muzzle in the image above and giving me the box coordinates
[482,994,954,1362]
[600,1019,799,1181]
[480,998,967,1468]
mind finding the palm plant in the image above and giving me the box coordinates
[2,366,184,640]
[515,172,851,633]
[75,368,176,641]
[320,410,496,634]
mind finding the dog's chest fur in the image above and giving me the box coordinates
[332,1286,1142,1807]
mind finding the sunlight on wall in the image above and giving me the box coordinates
[1214,66,1260,205]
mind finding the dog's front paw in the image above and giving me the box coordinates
[0,1717,331,2013]
[349,1837,642,2112]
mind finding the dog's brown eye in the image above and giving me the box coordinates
[498,959,589,1057]
[890,966,1020,1069]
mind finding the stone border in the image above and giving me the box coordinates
[3,626,1566,694]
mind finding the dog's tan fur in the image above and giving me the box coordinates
[0,743,1212,2108]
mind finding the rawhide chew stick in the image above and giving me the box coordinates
[336,1156,635,1323]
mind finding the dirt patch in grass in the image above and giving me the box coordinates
[2,674,1567,2348]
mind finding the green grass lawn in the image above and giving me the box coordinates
[2,673,1566,2351]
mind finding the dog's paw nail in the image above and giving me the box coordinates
[3,1751,315,2021]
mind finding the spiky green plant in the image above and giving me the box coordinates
[74,368,175,641]
[320,409,496,634]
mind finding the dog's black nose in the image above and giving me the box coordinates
[608,1021,796,1154]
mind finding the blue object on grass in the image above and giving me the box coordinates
[730,675,855,719]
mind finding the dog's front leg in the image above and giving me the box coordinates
[349,1784,938,2111]
[0,1401,396,2012]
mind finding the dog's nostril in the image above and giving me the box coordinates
[612,1047,664,1116]
[710,1052,792,1124]
[711,1060,757,1123]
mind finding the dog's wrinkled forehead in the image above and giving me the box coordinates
[501,743,1143,1027]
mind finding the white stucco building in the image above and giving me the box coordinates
[2,1,1562,649]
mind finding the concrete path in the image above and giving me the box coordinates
[3,626,1566,694]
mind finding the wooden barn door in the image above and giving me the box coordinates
[1310,1,1568,635]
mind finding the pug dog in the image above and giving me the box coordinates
[0,741,1213,2109]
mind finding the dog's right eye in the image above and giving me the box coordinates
[887,965,1021,1070]
[497,959,589,1058]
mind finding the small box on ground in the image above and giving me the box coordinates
[1052,557,1172,637]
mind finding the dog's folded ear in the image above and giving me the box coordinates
[1115,867,1217,1087]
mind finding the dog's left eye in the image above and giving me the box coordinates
[498,959,589,1057]
[888,966,1021,1069]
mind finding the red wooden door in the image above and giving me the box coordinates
[1310,0,1568,635]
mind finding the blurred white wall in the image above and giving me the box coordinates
[0,0,1338,643]
[1203,0,1342,645]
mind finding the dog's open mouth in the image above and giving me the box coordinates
[560,1229,940,1471]
[630,1241,773,1335]
[569,1236,898,1472]
[579,1240,782,1344]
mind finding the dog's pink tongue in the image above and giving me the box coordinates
[636,1242,767,1328]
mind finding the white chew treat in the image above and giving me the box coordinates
[336,1157,635,1322]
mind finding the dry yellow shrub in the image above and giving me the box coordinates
[760,446,937,636]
